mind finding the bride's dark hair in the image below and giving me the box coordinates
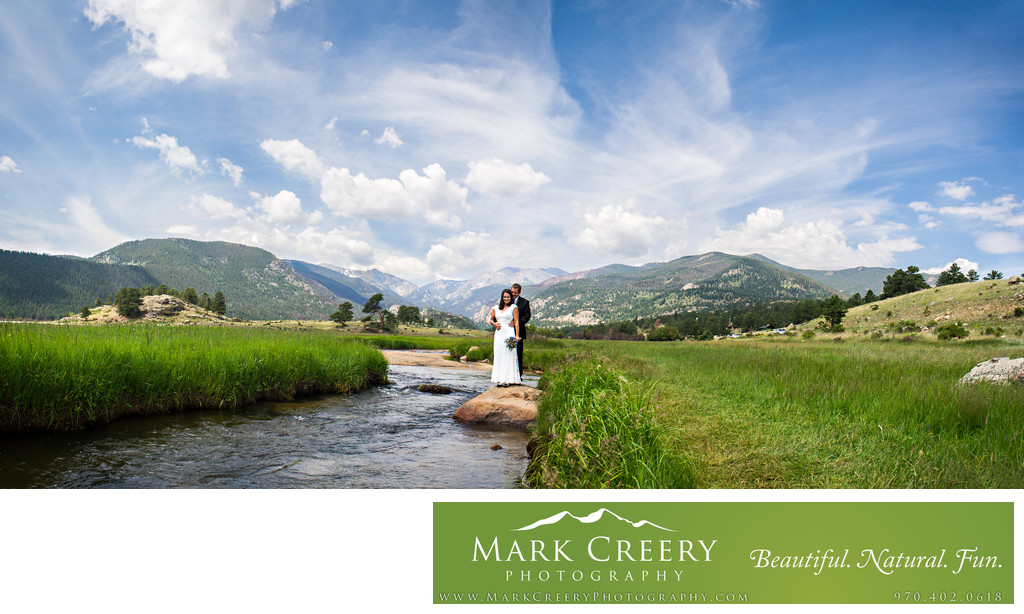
[497,288,513,308]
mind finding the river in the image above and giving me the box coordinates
[0,359,536,488]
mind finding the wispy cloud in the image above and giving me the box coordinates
[373,126,403,148]
[699,207,922,268]
[465,159,550,198]
[938,180,976,201]
[977,231,1024,255]
[84,0,301,82]
[0,155,20,173]
[218,158,244,186]
[131,119,204,177]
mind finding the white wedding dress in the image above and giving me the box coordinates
[490,305,521,385]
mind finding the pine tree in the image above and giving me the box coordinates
[821,295,848,332]
[114,287,143,318]
[330,301,354,325]
[936,263,968,286]
[212,291,227,315]
[363,293,386,331]
[882,266,929,298]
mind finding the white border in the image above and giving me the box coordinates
[3,488,1016,613]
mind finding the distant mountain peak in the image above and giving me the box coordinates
[514,508,676,532]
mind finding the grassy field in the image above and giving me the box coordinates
[0,323,388,433]
[835,277,1024,338]
[526,353,698,489]
[6,308,1022,489]
[586,336,1024,488]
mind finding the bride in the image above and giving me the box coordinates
[487,288,521,386]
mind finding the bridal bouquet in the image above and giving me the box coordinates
[505,336,518,351]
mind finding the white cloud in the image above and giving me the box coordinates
[84,0,301,82]
[173,199,377,268]
[569,201,673,259]
[938,180,975,201]
[322,40,333,52]
[425,231,495,278]
[908,201,933,212]
[254,190,323,227]
[918,214,941,230]
[60,195,128,250]
[699,206,922,268]
[324,117,338,131]
[186,194,246,220]
[320,163,468,228]
[374,126,403,148]
[937,195,1024,227]
[189,220,378,268]
[166,224,200,236]
[356,61,580,162]
[218,157,244,186]
[922,257,979,276]
[976,231,1024,255]
[261,138,324,181]
[131,119,203,176]
[465,158,550,198]
[0,155,20,173]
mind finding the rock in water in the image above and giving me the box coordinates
[453,385,541,429]
[958,357,1024,386]
[418,383,453,394]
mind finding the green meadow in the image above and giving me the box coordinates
[0,323,388,433]
[540,337,1024,489]
[2,319,1020,489]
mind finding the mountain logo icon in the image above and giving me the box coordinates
[514,508,676,532]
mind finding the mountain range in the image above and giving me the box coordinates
[0,238,895,325]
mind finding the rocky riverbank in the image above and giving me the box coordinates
[381,350,540,430]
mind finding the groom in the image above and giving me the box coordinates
[510,283,531,377]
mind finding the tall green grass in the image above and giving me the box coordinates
[594,338,1024,488]
[526,353,698,489]
[0,323,388,433]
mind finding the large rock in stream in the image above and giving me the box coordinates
[453,385,541,429]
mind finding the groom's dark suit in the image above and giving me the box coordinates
[515,295,531,376]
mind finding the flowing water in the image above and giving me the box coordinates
[0,358,536,488]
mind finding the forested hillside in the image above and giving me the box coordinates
[92,239,337,320]
[746,254,893,295]
[530,252,836,326]
[0,249,159,319]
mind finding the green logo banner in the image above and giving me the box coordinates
[433,502,1012,605]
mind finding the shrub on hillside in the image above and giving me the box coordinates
[647,326,680,341]
[887,320,921,334]
[935,323,969,340]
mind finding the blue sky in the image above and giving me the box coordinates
[1,0,1022,283]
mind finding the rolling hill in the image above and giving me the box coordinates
[91,239,338,320]
[0,238,903,326]
[746,254,894,296]
[527,252,839,326]
[836,276,1024,335]
[0,249,160,319]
